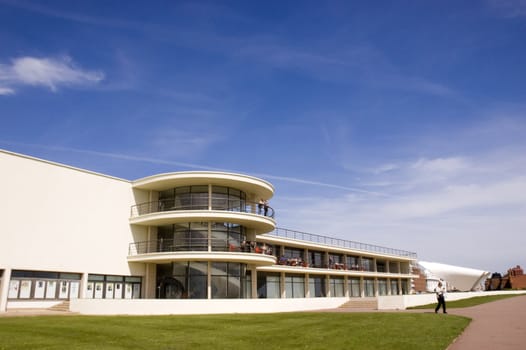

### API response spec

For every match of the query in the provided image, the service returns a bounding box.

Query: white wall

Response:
[0,151,145,277]
[70,297,348,315]
[377,290,526,310]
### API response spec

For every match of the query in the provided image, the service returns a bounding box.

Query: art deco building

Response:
[0,149,417,314]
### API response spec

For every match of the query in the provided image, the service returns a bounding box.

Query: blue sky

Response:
[1,0,526,274]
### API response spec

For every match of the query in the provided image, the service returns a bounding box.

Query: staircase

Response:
[47,300,70,312]
[338,297,378,310]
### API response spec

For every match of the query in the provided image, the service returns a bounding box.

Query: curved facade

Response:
[0,149,418,313]
[129,171,277,300]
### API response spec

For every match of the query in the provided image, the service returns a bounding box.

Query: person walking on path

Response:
[435,281,447,314]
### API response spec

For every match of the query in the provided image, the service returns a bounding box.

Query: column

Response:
[251,266,257,299]
[79,272,89,299]
[0,268,11,312]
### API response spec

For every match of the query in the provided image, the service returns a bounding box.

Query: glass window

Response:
[308,251,324,268]
[211,262,244,299]
[329,277,344,297]
[390,280,399,295]
[364,278,375,297]
[348,278,361,297]
[257,273,281,298]
[389,262,399,273]
[308,276,326,297]
[347,256,360,270]
[378,279,388,296]
[362,258,375,272]
[285,275,305,298]
[377,261,386,273]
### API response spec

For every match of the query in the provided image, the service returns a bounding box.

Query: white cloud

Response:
[0,86,15,95]
[0,56,104,94]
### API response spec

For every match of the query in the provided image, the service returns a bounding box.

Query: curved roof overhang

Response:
[132,171,274,199]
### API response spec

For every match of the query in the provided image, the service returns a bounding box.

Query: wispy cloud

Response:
[0,56,104,94]
[0,140,385,197]
[487,0,526,18]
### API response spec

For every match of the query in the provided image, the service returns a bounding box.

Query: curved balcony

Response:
[127,238,277,266]
[129,198,276,233]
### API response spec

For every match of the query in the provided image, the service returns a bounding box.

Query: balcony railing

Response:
[265,227,418,259]
[130,197,275,218]
[128,238,275,256]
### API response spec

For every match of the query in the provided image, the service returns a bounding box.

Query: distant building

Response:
[415,261,490,292]
[486,265,526,290]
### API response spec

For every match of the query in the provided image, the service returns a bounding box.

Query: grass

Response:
[0,312,469,350]
[408,293,526,310]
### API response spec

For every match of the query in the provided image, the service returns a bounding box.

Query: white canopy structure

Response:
[418,261,491,292]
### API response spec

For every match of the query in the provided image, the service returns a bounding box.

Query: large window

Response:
[211,222,245,252]
[308,276,326,297]
[390,279,399,295]
[364,278,375,297]
[158,223,208,251]
[211,262,246,299]
[347,256,360,270]
[257,273,281,298]
[8,270,83,300]
[157,262,207,299]
[158,185,247,212]
[378,279,388,296]
[308,250,324,268]
[86,274,141,300]
[389,261,399,273]
[329,277,344,297]
[285,274,305,298]
[348,278,361,297]
[362,258,375,272]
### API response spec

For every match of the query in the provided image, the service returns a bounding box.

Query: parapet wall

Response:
[378,290,526,310]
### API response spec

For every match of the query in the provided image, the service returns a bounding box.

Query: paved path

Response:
[446,294,526,350]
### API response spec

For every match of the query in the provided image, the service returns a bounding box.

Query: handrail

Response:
[128,238,275,256]
[130,197,275,218]
[264,227,418,259]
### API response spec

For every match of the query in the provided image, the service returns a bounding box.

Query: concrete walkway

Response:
[446,294,526,350]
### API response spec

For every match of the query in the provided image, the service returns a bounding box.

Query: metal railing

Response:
[128,238,275,256]
[130,197,275,218]
[264,227,418,259]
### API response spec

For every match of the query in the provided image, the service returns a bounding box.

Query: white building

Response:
[0,149,418,314]
[418,261,491,292]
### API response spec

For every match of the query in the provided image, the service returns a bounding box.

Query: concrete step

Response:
[339,298,378,310]
[47,300,70,312]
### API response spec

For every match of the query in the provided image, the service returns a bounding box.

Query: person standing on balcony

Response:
[264,200,269,216]
[258,198,264,214]
[434,280,447,314]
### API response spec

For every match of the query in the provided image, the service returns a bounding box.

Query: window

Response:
[389,262,399,273]
[308,250,324,268]
[378,279,388,296]
[285,274,305,298]
[257,273,281,298]
[211,262,245,299]
[308,276,326,297]
[390,279,399,295]
[364,278,375,297]
[362,258,375,272]
[329,277,344,297]
[348,278,361,297]
[347,256,360,270]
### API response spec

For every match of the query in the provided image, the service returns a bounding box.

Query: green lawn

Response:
[0,312,468,350]
[408,293,526,310]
